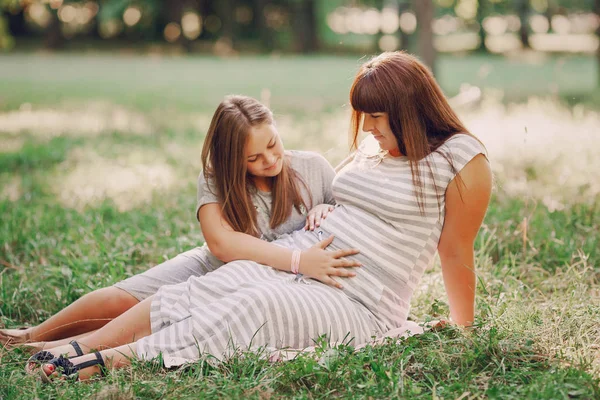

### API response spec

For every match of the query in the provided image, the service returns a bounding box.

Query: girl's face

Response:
[245,122,284,178]
[362,112,401,155]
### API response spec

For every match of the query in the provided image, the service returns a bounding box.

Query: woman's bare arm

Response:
[436,154,492,327]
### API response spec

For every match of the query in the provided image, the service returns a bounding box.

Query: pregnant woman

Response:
[34,51,492,382]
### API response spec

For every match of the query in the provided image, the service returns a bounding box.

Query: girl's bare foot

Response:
[0,328,31,346]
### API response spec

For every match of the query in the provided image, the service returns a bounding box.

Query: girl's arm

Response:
[198,204,362,288]
[436,154,492,327]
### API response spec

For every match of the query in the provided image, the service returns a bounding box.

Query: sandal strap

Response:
[69,340,84,357]
[28,350,55,364]
[70,352,106,376]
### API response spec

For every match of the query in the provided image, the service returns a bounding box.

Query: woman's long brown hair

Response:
[350,51,478,212]
[200,95,309,237]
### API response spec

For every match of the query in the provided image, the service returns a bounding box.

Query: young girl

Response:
[35,52,493,382]
[2,95,359,353]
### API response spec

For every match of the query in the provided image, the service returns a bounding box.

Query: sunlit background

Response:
[1,1,600,389]
[1,0,598,216]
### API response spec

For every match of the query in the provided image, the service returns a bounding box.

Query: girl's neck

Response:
[253,177,272,192]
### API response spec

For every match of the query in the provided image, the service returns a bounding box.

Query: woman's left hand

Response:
[304,204,335,231]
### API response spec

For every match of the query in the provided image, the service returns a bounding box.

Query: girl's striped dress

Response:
[136,134,486,367]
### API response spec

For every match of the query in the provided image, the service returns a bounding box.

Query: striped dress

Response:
[136,134,486,367]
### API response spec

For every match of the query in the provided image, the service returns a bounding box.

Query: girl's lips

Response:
[373,135,384,141]
[265,158,280,170]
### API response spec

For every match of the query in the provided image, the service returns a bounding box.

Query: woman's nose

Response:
[362,116,373,132]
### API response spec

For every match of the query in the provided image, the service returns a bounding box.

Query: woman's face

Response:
[245,122,284,178]
[362,112,400,155]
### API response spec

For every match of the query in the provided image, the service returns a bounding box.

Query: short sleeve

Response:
[442,134,488,182]
[315,155,336,205]
[195,172,220,221]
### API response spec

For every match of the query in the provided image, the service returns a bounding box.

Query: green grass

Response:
[1,54,599,399]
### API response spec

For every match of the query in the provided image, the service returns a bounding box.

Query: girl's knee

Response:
[90,287,140,314]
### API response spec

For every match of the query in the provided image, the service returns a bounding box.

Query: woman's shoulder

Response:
[440,133,486,156]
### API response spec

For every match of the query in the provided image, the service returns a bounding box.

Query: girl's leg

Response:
[1,287,139,343]
[41,295,153,358]
[41,343,138,381]
[25,330,99,353]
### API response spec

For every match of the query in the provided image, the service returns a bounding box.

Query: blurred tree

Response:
[594,0,600,87]
[516,0,530,48]
[414,0,436,73]
[476,0,489,52]
[254,0,274,51]
[290,0,318,53]
[215,0,236,50]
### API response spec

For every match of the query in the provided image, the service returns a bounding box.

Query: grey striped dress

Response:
[136,134,486,367]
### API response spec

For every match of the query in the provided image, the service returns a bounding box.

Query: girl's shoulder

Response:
[286,150,333,170]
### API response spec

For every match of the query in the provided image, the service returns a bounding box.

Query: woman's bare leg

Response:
[41,343,138,381]
[41,296,153,358]
[1,287,140,344]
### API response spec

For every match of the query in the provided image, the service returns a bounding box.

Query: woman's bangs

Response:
[350,74,386,114]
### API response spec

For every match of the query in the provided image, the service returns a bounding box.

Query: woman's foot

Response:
[40,352,106,382]
[0,327,31,346]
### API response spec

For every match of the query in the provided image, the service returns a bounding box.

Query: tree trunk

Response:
[596,0,600,86]
[255,0,274,51]
[413,0,436,74]
[476,0,488,52]
[44,11,63,50]
[517,0,530,48]
[215,0,235,50]
[397,0,412,52]
[291,0,318,53]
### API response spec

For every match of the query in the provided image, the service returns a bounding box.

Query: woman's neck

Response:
[389,147,403,157]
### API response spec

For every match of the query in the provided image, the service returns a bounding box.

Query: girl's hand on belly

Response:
[298,235,361,289]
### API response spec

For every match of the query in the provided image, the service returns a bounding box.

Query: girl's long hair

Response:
[201,95,309,237]
[350,51,478,212]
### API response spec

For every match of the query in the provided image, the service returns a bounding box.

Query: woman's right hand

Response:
[298,235,361,289]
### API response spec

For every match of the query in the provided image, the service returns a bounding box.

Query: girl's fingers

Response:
[315,235,335,249]
[333,248,360,258]
[328,268,356,277]
[334,259,362,268]
[322,276,343,289]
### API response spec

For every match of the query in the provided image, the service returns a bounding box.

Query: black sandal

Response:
[39,351,106,383]
[25,340,85,375]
